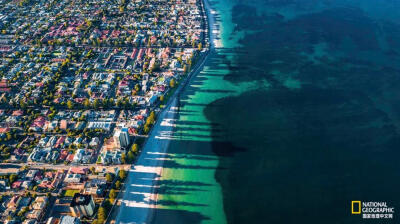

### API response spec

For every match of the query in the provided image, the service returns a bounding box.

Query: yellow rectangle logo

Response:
[352,201,361,214]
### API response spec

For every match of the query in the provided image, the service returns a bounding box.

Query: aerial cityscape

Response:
[1,0,400,223]
[0,0,208,223]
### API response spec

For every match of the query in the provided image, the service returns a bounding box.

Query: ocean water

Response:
[152,0,400,223]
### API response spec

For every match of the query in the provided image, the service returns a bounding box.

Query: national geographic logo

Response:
[352,201,395,219]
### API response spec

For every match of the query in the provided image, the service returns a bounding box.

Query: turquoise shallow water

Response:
[151,0,248,223]
[153,0,400,223]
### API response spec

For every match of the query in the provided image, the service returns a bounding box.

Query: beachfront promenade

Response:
[115,97,178,223]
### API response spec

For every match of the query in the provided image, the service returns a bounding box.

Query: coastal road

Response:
[20,163,130,171]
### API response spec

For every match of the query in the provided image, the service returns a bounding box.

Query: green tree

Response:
[146,111,155,126]
[131,143,139,154]
[67,100,74,109]
[134,84,140,92]
[127,151,135,163]
[115,180,121,189]
[83,99,90,108]
[169,78,175,88]
[105,173,113,182]
[121,153,126,164]
[9,174,17,183]
[93,99,100,109]
[97,206,106,223]
[109,189,116,199]
[143,125,150,134]
[19,100,27,109]
[119,170,127,180]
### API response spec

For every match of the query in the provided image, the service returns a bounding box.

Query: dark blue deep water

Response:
[203,0,400,223]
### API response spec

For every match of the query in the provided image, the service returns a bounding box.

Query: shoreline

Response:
[113,0,216,223]
[147,0,217,221]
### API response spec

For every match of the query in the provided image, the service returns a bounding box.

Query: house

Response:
[26,169,39,180]
[72,149,85,164]
[60,120,68,130]
[32,116,46,127]
[21,180,32,189]
[60,150,69,160]
[64,174,82,183]
[0,127,10,136]
[66,154,75,162]
[55,136,66,148]
[12,110,23,116]
[31,196,48,210]
[84,179,106,196]
[89,137,100,147]
[26,210,42,220]
[39,171,64,189]
[69,167,88,175]
[7,195,20,209]
[12,181,22,189]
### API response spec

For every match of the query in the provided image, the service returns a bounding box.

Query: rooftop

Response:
[70,193,92,207]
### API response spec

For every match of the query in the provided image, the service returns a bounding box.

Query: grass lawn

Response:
[63,189,81,197]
